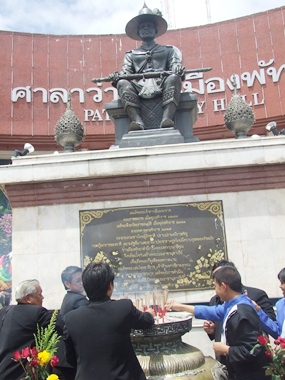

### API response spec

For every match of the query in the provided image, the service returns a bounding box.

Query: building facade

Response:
[1,6,285,159]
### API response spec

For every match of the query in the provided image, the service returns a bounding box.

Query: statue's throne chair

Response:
[105,92,199,147]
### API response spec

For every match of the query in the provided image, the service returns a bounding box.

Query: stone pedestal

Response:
[105,92,199,147]
[1,136,285,337]
[118,128,184,148]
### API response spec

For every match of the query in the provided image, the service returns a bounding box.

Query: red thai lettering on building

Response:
[1,6,285,156]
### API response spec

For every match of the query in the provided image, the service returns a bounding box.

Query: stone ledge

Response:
[0,136,284,186]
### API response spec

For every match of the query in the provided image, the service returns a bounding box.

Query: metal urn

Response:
[55,92,84,152]
[224,75,255,139]
[132,313,223,380]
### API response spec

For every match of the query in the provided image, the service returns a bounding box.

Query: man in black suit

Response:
[54,266,89,380]
[60,266,89,316]
[63,262,155,380]
[204,260,276,364]
[0,279,63,380]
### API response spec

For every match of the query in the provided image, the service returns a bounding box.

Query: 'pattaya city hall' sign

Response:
[11,58,284,122]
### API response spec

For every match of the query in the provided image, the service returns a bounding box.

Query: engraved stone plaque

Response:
[80,201,227,293]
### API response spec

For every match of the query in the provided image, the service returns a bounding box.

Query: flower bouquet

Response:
[251,335,285,379]
[13,310,61,380]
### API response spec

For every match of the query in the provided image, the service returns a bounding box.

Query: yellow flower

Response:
[37,350,51,366]
[46,375,59,380]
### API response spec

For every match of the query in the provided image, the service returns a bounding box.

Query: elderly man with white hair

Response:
[0,279,63,380]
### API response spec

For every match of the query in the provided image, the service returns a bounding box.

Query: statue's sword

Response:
[91,67,212,83]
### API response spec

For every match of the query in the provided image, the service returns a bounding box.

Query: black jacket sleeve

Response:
[37,308,64,334]
[63,323,77,367]
[129,304,154,330]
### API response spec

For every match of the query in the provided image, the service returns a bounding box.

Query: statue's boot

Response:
[126,106,145,131]
[160,102,177,129]
[129,121,145,131]
[160,118,175,128]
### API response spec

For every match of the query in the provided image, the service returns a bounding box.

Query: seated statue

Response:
[110,4,185,131]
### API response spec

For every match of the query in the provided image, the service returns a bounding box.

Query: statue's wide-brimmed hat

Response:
[125,3,168,41]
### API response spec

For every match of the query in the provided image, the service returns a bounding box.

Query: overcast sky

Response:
[0,0,284,35]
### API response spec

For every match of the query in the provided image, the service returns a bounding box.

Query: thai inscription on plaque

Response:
[80,201,227,293]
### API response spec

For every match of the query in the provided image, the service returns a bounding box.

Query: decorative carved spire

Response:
[54,91,84,152]
[224,74,255,139]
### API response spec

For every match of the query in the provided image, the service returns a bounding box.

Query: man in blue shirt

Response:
[166,266,270,380]
[204,259,275,364]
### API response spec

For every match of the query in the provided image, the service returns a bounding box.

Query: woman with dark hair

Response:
[255,267,285,338]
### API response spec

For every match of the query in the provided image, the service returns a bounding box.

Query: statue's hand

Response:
[174,64,185,77]
[144,68,156,73]
[109,71,120,82]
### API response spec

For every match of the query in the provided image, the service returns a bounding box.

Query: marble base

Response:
[1,136,285,312]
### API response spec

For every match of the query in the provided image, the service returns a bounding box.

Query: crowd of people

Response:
[0,259,284,380]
